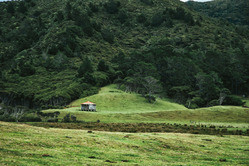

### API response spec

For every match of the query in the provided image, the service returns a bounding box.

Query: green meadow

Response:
[43,85,249,129]
[1,121,249,166]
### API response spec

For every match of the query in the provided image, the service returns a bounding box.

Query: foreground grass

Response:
[0,121,249,165]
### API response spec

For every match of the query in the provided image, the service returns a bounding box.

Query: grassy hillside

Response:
[41,85,249,127]
[70,84,186,113]
[44,105,249,126]
[1,121,249,165]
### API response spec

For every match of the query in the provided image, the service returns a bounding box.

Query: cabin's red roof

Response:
[81,101,95,105]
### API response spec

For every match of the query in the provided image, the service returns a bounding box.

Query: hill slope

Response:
[0,0,249,111]
[70,84,186,113]
[41,85,249,125]
[186,0,249,26]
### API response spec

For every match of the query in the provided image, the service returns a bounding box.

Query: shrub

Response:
[19,115,42,122]
[63,113,71,123]
[71,115,77,122]
[223,95,244,106]
[47,118,58,122]
[207,99,219,107]
[191,97,205,107]
[144,95,156,103]
[0,115,16,122]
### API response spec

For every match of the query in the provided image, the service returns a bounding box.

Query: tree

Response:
[195,72,222,104]
[101,28,114,44]
[65,1,72,20]
[218,88,230,105]
[7,2,15,14]
[142,76,162,103]
[17,1,27,14]
[77,57,94,79]
[151,12,164,27]
[104,0,120,14]
[97,59,109,72]
[118,9,128,24]
[55,11,64,22]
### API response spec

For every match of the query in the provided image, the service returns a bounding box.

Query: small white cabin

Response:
[81,101,96,112]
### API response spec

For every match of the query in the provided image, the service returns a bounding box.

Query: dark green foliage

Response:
[118,9,128,24]
[97,60,109,72]
[19,114,42,122]
[0,0,249,110]
[104,0,120,14]
[187,0,249,27]
[169,86,191,104]
[17,1,27,14]
[101,28,114,43]
[189,97,205,109]
[89,2,99,13]
[151,12,164,27]
[136,13,147,23]
[63,113,71,123]
[223,95,244,106]
[54,11,64,22]
[19,63,36,77]
[144,95,156,103]
[7,2,15,14]
[62,113,77,122]
[77,57,94,78]
[65,1,72,20]
[140,0,153,5]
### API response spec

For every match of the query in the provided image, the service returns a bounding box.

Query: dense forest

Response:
[0,0,249,111]
[186,0,249,27]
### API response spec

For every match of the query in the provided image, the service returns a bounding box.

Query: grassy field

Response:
[69,84,186,113]
[42,85,249,129]
[1,121,249,166]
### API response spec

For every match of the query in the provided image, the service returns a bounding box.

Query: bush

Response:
[223,95,244,106]
[0,115,16,122]
[144,95,156,103]
[63,113,71,123]
[62,114,77,123]
[191,97,205,107]
[207,99,219,107]
[47,118,58,122]
[19,115,42,122]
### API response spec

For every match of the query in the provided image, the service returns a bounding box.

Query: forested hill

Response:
[186,0,249,27]
[0,0,249,110]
